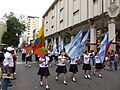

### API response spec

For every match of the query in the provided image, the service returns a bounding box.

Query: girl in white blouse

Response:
[55,50,68,85]
[83,51,91,79]
[69,56,79,82]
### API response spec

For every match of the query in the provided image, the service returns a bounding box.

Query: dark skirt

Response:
[56,66,67,73]
[95,63,103,69]
[26,56,30,61]
[37,67,50,76]
[83,64,91,70]
[69,64,78,73]
[54,56,58,61]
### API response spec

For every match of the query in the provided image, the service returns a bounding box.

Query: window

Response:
[52,6,54,10]
[60,19,63,23]
[60,7,64,12]
[93,0,98,4]
[46,21,48,24]
[51,16,54,19]
[73,9,79,16]
[46,29,48,32]
[51,25,54,28]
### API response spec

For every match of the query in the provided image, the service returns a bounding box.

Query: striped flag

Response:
[68,29,90,59]
[52,37,57,54]
[59,38,64,53]
[76,29,90,58]
[33,20,45,58]
[98,33,108,63]
[68,29,83,54]
[105,32,118,56]
[98,32,108,48]
[65,42,72,53]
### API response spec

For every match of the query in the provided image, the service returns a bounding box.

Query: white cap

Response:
[12,47,14,50]
[7,47,13,51]
[48,50,50,54]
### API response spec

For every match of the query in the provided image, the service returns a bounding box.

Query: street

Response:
[8,53,120,90]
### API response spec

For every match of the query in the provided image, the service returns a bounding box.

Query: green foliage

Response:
[2,32,19,47]
[2,12,26,47]
[64,32,74,44]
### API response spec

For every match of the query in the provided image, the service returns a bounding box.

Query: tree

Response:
[2,12,26,47]
[64,32,74,45]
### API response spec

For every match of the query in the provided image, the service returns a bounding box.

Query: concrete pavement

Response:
[8,53,120,90]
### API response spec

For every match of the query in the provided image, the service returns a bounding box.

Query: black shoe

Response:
[84,75,88,79]
[63,81,67,85]
[87,75,92,79]
[46,86,50,90]
[98,74,102,78]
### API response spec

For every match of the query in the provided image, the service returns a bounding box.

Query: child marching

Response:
[37,50,51,90]
[69,55,79,82]
[55,50,68,85]
[83,51,92,79]
[93,53,103,78]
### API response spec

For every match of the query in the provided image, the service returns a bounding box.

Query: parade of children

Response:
[0,45,119,90]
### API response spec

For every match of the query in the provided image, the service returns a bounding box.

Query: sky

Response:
[0,0,55,25]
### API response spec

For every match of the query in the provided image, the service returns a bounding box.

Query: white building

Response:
[27,16,39,43]
[43,0,120,52]
[0,21,7,44]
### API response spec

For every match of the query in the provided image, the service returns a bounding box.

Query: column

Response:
[90,25,97,52]
[45,39,48,49]
[108,18,116,51]
[58,35,61,46]
[71,36,74,41]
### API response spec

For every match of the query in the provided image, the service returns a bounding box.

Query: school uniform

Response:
[56,55,67,73]
[95,56,103,69]
[26,54,30,61]
[69,57,78,73]
[37,56,50,76]
[54,51,58,61]
[83,54,91,70]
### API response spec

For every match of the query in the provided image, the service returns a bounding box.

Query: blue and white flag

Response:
[76,29,91,57]
[98,33,108,63]
[59,39,64,53]
[52,37,57,54]
[65,42,72,53]
[98,32,108,48]
[68,29,83,53]
[68,29,90,59]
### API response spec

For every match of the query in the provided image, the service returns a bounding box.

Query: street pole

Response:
[101,0,104,36]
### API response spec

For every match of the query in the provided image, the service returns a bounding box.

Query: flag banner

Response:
[25,44,32,54]
[52,37,57,54]
[68,29,90,59]
[33,20,45,58]
[68,29,83,54]
[105,32,118,56]
[65,42,72,53]
[59,38,64,53]
[98,32,108,48]
[98,33,108,63]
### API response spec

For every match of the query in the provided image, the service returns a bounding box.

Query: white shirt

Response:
[70,56,78,65]
[95,55,101,63]
[3,52,14,67]
[84,54,90,64]
[39,56,50,68]
[22,49,26,54]
[58,55,66,66]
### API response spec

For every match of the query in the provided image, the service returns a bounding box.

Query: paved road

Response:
[8,53,120,90]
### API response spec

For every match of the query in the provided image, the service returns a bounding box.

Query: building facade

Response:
[43,0,120,53]
[27,16,39,43]
[0,22,7,44]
